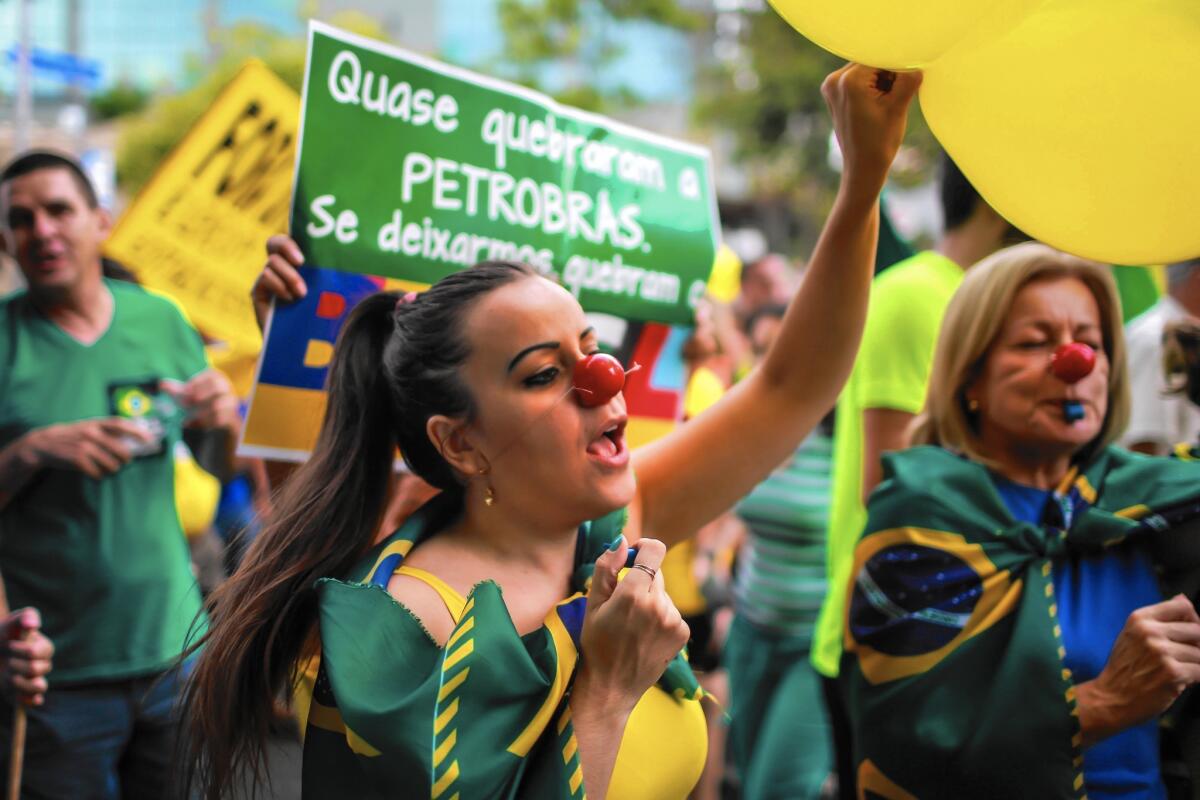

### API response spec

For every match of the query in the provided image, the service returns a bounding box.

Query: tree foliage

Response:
[697,12,841,190]
[695,9,938,248]
[491,2,938,250]
[90,82,151,121]
[114,11,386,196]
[493,0,702,112]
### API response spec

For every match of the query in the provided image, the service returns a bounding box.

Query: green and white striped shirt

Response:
[733,432,834,640]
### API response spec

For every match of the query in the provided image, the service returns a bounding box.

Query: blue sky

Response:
[0,0,296,93]
[0,0,690,101]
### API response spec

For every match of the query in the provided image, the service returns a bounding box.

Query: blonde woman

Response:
[842,243,1200,798]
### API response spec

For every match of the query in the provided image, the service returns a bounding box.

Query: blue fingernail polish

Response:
[624,548,637,568]
[593,536,623,561]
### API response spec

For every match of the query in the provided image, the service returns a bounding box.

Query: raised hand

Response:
[822,64,923,197]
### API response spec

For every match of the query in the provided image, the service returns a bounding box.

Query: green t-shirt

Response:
[0,279,209,684]
[810,251,963,677]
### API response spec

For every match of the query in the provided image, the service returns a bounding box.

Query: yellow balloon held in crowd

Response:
[766,0,1044,69]
[921,0,1200,265]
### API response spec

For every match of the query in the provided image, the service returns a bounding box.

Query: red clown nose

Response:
[1051,342,1096,384]
[573,353,628,408]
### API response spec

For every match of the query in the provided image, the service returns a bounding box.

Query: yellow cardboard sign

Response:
[105,60,299,355]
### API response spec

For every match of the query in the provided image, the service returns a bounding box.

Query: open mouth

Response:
[586,419,628,465]
[32,251,66,269]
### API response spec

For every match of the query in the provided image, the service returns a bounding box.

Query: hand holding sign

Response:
[251,234,308,331]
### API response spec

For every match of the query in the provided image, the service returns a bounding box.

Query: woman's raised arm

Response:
[632,65,922,547]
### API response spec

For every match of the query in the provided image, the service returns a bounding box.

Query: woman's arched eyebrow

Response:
[506,327,596,374]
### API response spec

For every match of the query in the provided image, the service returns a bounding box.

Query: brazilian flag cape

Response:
[842,445,1200,800]
[298,491,703,799]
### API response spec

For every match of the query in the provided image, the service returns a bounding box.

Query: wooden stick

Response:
[6,703,24,800]
[5,617,32,800]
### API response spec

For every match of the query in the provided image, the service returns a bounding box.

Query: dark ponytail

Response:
[183,261,534,799]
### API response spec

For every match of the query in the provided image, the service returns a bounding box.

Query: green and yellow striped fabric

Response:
[300,492,702,798]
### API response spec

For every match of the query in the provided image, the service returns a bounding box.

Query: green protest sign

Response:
[292,22,718,325]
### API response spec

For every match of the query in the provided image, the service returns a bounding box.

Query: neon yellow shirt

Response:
[811,251,964,677]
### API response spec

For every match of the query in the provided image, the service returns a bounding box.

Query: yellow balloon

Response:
[921,0,1200,265]
[767,0,1044,70]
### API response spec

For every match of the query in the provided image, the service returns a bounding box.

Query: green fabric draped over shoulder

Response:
[841,445,1200,800]
[300,491,702,799]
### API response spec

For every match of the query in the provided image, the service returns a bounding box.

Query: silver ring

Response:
[630,563,657,581]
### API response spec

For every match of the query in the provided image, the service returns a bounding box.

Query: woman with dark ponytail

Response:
[185,65,922,799]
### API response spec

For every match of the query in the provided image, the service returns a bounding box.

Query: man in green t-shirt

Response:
[0,151,239,797]
[812,155,1018,798]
